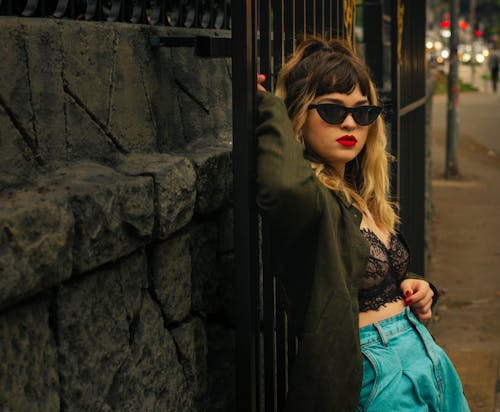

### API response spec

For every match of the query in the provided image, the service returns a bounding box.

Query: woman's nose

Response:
[341,113,357,129]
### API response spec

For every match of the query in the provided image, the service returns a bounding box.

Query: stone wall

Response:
[0,17,235,411]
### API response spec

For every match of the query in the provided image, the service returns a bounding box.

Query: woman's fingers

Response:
[257,73,267,91]
[402,279,435,319]
[415,308,433,320]
[407,289,433,306]
[402,279,433,304]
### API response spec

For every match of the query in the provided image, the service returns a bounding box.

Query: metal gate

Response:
[232,1,428,411]
[362,0,427,275]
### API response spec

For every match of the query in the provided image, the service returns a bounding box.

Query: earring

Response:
[296,132,306,148]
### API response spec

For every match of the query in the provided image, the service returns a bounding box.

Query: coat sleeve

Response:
[256,91,322,243]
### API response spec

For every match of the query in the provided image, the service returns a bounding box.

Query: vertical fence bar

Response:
[305,0,314,36]
[295,0,305,43]
[275,285,287,411]
[39,0,47,16]
[272,0,284,85]
[150,0,166,25]
[315,0,323,37]
[259,1,277,408]
[263,236,276,412]
[259,1,279,411]
[363,0,384,88]
[390,0,401,202]
[264,264,277,412]
[259,0,272,90]
[312,0,316,34]
[68,0,77,19]
[284,1,294,56]
[340,0,346,39]
[320,0,325,36]
[325,0,332,39]
[233,1,259,412]
[398,0,427,275]
[21,0,40,17]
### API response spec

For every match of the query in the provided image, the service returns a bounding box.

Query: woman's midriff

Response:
[358,300,406,328]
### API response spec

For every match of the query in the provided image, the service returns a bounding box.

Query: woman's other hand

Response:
[401,278,434,320]
[257,73,267,91]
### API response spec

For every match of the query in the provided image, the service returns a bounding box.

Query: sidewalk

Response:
[427,91,500,411]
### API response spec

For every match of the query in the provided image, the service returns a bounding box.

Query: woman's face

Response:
[303,84,370,176]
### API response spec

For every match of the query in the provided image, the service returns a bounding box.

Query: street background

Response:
[427,63,500,412]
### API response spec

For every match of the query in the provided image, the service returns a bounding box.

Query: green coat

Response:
[256,91,427,411]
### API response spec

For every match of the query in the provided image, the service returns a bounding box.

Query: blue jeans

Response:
[357,307,470,412]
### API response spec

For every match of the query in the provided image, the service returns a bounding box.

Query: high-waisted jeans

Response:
[357,307,470,412]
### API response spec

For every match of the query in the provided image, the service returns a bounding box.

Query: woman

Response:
[256,37,469,411]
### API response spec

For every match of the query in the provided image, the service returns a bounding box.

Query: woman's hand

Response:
[400,278,434,320]
[257,73,267,91]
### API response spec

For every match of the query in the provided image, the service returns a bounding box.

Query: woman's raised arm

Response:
[256,91,322,243]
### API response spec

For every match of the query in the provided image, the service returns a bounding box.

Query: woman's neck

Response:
[328,162,345,178]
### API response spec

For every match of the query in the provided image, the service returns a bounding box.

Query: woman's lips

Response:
[336,135,357,147]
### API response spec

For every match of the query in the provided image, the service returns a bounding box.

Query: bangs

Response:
[314,56,372,101]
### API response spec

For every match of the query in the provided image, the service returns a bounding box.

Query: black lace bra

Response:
[358,228,410,312]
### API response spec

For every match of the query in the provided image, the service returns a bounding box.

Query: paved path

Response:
[428,90,500,411]
[432,91,500,155]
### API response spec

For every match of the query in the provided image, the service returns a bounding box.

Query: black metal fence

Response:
[233,2,357,412]
[232,1,428,411]
[257,1,352,92]
[0,0,231,28]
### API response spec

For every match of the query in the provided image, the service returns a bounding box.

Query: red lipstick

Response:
[336,135,357,147]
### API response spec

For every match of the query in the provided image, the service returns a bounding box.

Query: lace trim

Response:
[358,228,409,312]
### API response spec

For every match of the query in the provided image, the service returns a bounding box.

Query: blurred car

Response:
[426,37,449,64]
[458,42,489,64]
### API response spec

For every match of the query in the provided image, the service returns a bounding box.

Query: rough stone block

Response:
[151,234,192,323]
[19,19,67,163]
[171,317,208,406]
[190,222,218,314]
[0,21,233,173]
[56,249,148,411]
[43,161,155,274]
[0,69,40,190]
[0,297,59,412]
[63,92,124,164]
[60,22,115,129]
[171,47,232,144]
[183,140,232,216]
[148,46,183,151]
[103,295,194,412]
[0,19,44,167]
[116,153,196,239]
[171,47,214,144]
[206,57,232,142]
[0,189,73,309]
[108,25,157,153]
[0,107,38,189]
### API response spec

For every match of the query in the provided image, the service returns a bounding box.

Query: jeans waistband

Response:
[359,307,416,347]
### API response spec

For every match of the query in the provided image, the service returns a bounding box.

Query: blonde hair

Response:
[275,37,399,233]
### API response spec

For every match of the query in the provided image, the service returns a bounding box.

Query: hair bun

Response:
[300,39,331,58]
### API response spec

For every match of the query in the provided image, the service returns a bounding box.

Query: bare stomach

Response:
[358,300,406,328]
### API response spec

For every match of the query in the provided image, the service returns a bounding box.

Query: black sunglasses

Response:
[307,103,382,126]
